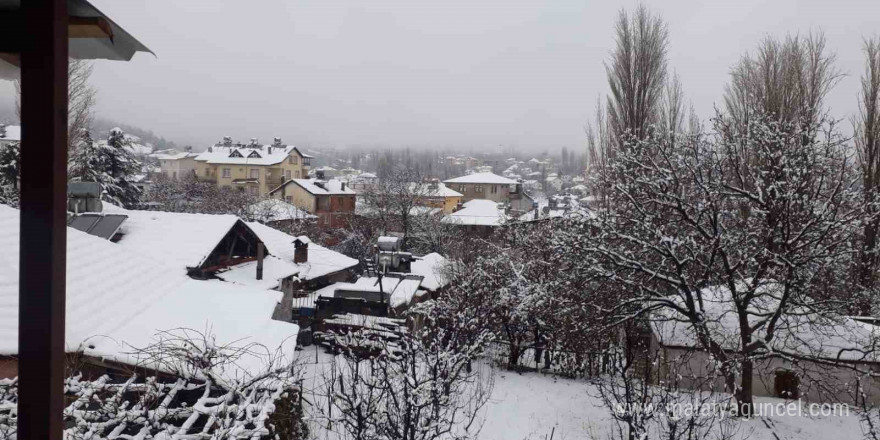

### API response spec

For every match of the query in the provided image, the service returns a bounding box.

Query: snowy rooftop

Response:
[194,144,306,166]
[151,150,198,160]
[652,282,880,363]
[215,256,300,290]
[247,199,316,222]
[104,204,243,271]
[444,172,518,185]
[285,178,356,196]
[0,204,296,377]
[443,199,507,226]
[409,253,449,291]
[246,221,358,281]
[411,182,463,198]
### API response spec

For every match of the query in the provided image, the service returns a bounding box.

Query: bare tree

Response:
[320,312,493,440]
[855,35,880,313]
[16,59,96,152]
[359,166,431,244]
[576,112,867,416]
[606,5,669,146]
[724,32,841,131]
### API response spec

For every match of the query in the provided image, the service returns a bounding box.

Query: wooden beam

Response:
[69,17,113,39]
[18,1,68,440]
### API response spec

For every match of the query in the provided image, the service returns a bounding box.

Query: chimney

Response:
[341,182,346,191]
[256,242,265,280]
[294,238,309,263]
[268,147,273,154]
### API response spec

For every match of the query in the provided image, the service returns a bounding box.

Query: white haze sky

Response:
[3,0,880,151]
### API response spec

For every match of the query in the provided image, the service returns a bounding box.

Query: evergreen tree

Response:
[0,142,20,207]
[69,128,142,208]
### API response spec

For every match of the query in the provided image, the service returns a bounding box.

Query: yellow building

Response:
[189,137,311,196]
[413,182,463,214]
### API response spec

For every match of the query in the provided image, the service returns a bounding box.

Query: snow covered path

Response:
[297,348,865,440]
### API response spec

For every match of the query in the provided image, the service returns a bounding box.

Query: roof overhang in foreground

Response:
[0,0,154,80]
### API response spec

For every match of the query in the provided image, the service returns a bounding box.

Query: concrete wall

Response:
[159,157,197,180]
[658,345,880,406]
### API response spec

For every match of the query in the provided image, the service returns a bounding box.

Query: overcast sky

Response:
[3,0,880,151]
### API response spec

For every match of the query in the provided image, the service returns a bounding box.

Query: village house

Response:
[153,148,199,180]
[413,180,463,214]
[269,178,357,229]
[443,171,534,213]
[0,203,298,381]
[194,137,312,196]
[155,136,312,196]
[442,198,508,235]
[637,283,880,406]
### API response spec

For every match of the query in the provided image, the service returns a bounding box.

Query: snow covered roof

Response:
[215,256,300,290]
[103,204,244,271]
[193,144,304,166]
[444,172,518,185]
[409,253,449,291]
[0,125,20,142]
[246,221,358,281]
[651,282,880,363]
[412,182,463,198]
[88,280,297,376]
[0,204,182,357]
[0,204,297,377]
[282,178,356,196]
[247,199,316,222]
[151,150,198,160]
[443,199,507,226]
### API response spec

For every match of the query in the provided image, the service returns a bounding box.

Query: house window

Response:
[285,170,291,180]
[491,185,497,194]
[250,169,259,179]
[172,171,177,180]
[475,185,483,193]
[222,168,231,178]
[774,370,799,399]
[289,155,298,165]
[295,170,300,178]
[303,157,311,166]
[286,196,292,203]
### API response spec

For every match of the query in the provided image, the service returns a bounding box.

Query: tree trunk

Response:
[735,359,755,417]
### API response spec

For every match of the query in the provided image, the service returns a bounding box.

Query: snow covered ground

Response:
[298,348,865,440]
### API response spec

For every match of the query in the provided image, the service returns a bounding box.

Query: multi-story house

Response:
[269,178,356,229]
[152,137,312,197]
[443,171,534,213]
[154,150,199,180]
[194,137,311,196]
